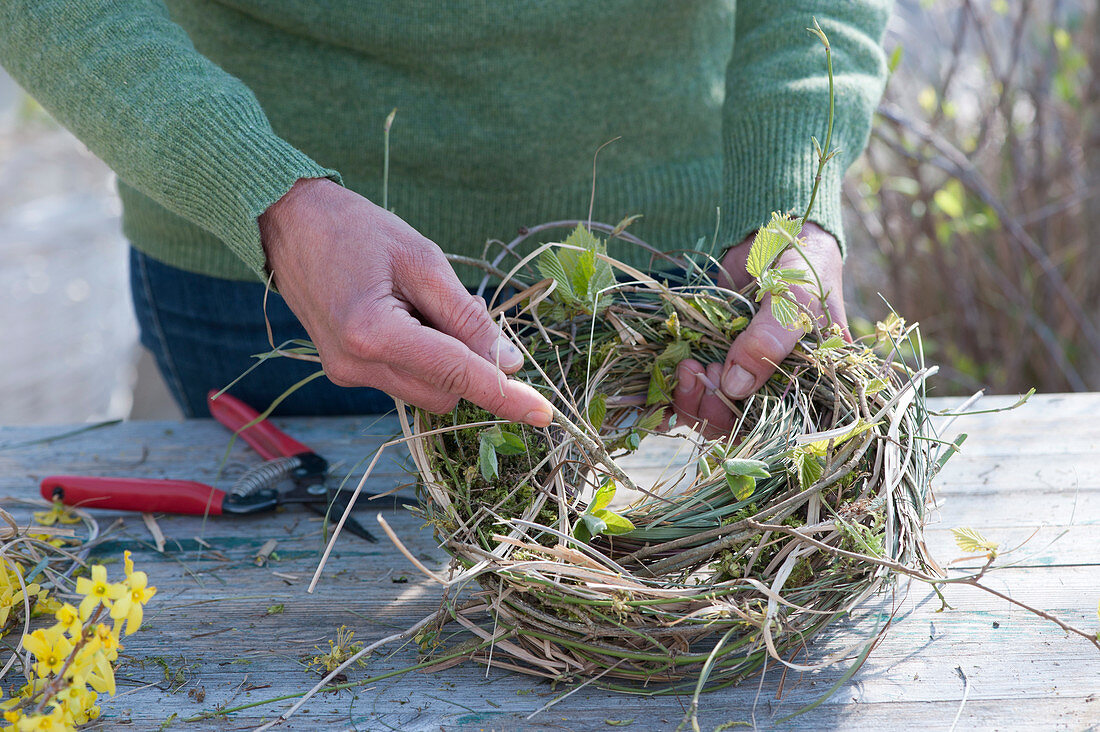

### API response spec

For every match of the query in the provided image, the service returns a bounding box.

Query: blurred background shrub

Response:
[846,0,1099,395]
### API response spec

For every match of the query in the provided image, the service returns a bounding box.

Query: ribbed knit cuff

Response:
[721,104,846,257]
[156,94,342,281]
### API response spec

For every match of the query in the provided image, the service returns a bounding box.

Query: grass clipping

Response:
[397,219,940,693]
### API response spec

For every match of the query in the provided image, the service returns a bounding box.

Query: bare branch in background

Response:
[846,1,1099,394]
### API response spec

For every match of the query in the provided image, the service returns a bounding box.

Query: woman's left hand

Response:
[671,222,850,437]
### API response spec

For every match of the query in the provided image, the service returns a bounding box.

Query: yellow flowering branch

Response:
[3,551,156,730]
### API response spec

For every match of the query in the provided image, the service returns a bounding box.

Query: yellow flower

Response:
[31,500,80,527]
[12,583,42,609]
[52,604,82,639]
[109,571,156,635]
[80,651,116,696]
[32,594,62,617]
[74,566,123,620]
[52,685,99,725]
[14,707,68,732]
[0,572,25,628]
[25,534,64,549]
[21,627,73,679]
[89,624,119,662]
[65,647,95,688]
[31,509,58,527]
[14,680,48,701]
[122,550,134,578]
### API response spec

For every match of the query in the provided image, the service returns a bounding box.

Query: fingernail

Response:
[674,363,697,394]
[721,365,755,398]
[524,405,553,428]
[493,336,523,370]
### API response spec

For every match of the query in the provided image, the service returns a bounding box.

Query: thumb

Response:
[720,293,802,400]
[396,244,524,373]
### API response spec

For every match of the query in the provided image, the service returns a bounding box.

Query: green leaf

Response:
[756,270,789,300]
[588,254,616,301]
[770,295,800,327]
[656,339,692,368]
[664,312,681,339]
[537,250,576,303]
[952,527,998,555]
[864,378,887,395]
[697,456,713,479]
[495,431,526,455]
[725,473,756,502]
[835,420,878,447]
[816,335,845,351]
[482,426,525,454]
[635,408,665,434]
[479,436,499,482]
[728,316,749,334]
[591,480,617,512]
[934,184,965,219]
[592,509,635,535]
[746,229,784,280]
[888,45,904,74]
[482,425,504,446]
[580,512,607,539]
[562,221,601,251]
[692,294,731,328]
[610,214,643,238]
[646,365,671,406]
[793,449,824,490]
[722,458,771,479]
[776,267,812,285]
[626,432,641,451]
[746,212,801,278]
[573,517,593,544]
[557,224,615,308]
[568,247,596,302]
[587,393,607,430]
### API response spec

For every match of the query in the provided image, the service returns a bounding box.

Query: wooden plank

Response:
[0,395,1096,730]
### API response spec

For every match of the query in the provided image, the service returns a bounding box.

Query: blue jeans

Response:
[130,248,397,418]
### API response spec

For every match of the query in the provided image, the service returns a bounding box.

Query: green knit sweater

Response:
[0,1,890,286]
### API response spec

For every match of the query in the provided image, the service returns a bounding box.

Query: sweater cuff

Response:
[157,94,342,281]
[721,103,845,257]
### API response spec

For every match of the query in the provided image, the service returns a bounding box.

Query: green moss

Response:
[709,550,744,581]
[423,403,559,550]
[785,557,814,587]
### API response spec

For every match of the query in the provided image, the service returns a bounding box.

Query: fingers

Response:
[716,221,850,401]
[672,359,706,429]
[394,243,524,373]
[720,292,804,400]
[336,308,552,427]
[672,360,737,438]
[333,364,461,414]
[696,363,737,434]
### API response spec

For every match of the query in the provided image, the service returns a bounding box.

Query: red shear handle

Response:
[207,390,312,460]
[40,476,226,515]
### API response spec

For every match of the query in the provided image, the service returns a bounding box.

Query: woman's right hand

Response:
[259,178,553,427]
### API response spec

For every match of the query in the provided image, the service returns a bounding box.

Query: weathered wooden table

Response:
[0,393,1096,730]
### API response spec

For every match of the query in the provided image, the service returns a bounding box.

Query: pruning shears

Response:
[39,391,414,542]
